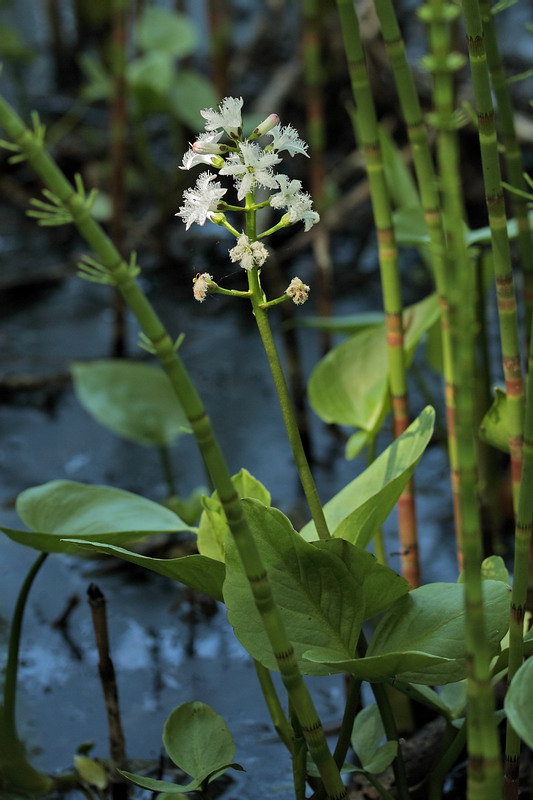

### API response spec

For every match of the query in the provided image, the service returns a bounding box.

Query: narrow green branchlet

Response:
[0,92,347,800]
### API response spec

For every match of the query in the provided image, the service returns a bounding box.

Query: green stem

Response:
[158,445,177,497]
[371,683,411,800]
[462,0,524,513]
[244,195,331,540]
[335,0,419,587]
[504,323,533,797]
[479,0,533,341]
[0,552,53,795]
[428,722,467,800]
[254,660,294,753]
[0,95,347,800]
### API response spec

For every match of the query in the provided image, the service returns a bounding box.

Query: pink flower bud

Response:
[253,114,280,137]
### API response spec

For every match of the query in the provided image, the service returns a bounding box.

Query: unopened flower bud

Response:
[210,212,227,226]
[286,277,310,305]
[192,141,229,155]
[253,113,280,137]
[193,273,214,302]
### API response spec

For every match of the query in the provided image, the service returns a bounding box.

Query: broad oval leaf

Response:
[505,657,533,748]
[479,387,510,454]
[1,480,193,553]
[74,757,108,790]
[224,500,406,676]
[136,7,197,57]
[163,702,240,783]
[169,70,218,130]
[71,360,191,447]
[308,294,439,430]
[197,469,271,563]
[65,541,224,602]
[367,581,511,684]
[351,704,385,768]
[119,770,200,794]
[299,406,435,547]
[303,649,450,682]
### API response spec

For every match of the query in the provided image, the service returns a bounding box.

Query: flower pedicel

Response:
[176,97,319,306]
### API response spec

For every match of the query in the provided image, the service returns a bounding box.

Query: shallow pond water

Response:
[0,233,458,798]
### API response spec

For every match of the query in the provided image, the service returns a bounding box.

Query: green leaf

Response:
[64,541,224,602]
[79,52,113,102]
[378,126,421,211]
[505,657,533,748]
[351,704,385,767]
[169,70,218,130]
[71,360,191,447]
[308,294,439,430]
[367,581,511,684]
[224,501,406,676]
[136,7,197,57]
[439,681,468,719]
[291,312,384,335]
[392,207,430,245]
[363,740,398,774]
[299,406,435,547]
[127,53,175,114]
[303,649,450,681]
[0,480,193,553]
[120,771,201,794]
[197,469,271,563]
[166,488,207,527]
[344,430,372,460]
[479,387,510,453]
[163,702,242,784]
[312,538,409,619]
[481,555,511,585]
[74,756,108,790]
[196,497,227,563]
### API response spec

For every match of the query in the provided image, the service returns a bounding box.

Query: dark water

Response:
[0,217,457,798]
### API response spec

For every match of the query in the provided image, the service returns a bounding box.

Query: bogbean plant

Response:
[1,1,533,798]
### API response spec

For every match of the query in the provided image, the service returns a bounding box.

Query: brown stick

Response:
[87,583,128,800]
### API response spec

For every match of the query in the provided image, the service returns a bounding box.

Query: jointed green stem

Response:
[335,0,420,587]
[0,95,347,800]
[462,0,524,513]
[479,0,533,342]
[504,331,533,798]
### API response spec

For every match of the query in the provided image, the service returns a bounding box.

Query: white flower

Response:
[286,277,310,305]
[193,273,213,302]
[179,132,225,170]
[201,96,243,138]
[270,175,304,209]
[176,172,227,230]
[220,142,281,200]
[270,175,320,231]
[229,234,269,271]
[267,123,309,157]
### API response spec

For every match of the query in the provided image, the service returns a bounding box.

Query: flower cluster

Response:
[177,97,317,305]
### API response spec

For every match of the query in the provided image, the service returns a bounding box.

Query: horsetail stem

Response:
[479,0,533,344]
[461,0,524,512]
[377,0,463,560]
[335,0,420,588]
